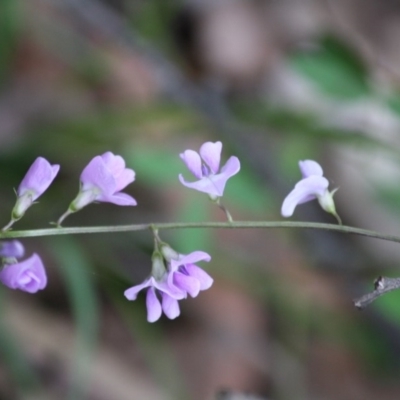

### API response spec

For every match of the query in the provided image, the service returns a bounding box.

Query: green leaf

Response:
[290,36,369,99]
[50,237,99,400]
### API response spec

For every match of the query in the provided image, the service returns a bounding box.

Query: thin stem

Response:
[333,212,342,226]
[354,277,400,309]
[217,200,233,223]
[0,221,400,245]
[2,219,15,232]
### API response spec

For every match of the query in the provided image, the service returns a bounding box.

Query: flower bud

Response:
[151,251,167,281]
[160,244,179,262]
[0,241,24,259]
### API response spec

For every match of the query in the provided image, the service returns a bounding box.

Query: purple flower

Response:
[11,157,60,222]
[57,152,136,225]
[281,160,340,221]
[179,141,240,198]
[0,241,24,259]
[124,274,185,323]
[124,248,213,323]
[169,251,213,298]
[76,152,137,208]
[0,253,47,293]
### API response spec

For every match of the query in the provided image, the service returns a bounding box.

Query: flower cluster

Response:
[2,152,136,293]
[0,140,341,323]
[124,244,213,322]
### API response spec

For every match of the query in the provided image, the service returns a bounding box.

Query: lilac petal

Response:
[173,272,201,297]
[178,175,221,197]
[146,287,162,322]
[199,141,222,174]
[99,192,137,206]
[124,277,151,300]
[80,156,116,195]
[101,152,124,174]
[18,157,60,200]
[206,155,241,196]
[100,152,135,192]
[0,253,47,293]
[180,150,203,179]
[299,160,323,179]
[281,176,329,217]
[153,275,186,300]
[0,240,25,258]
[184,264,213,290]
[170,251,211,271]
[161,293,180,319]
[113,169,135,192]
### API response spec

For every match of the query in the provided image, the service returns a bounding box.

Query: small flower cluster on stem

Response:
[124,229,213,322]
[1,152,136,294]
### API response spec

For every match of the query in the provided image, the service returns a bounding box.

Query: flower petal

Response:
[281,176,329,217]
[114,168,135,192]
[153,276,186,299]
[18,157,60,200]
[124,277,151,300]
[80,156,116,195]
[161,293,180,319]
[146,287,162,322]
[206,155,240,196]
[199,141,222,174]
[180,150,203,179]
[184,264,213,291]
[173,272,201,297]
[299,160,323,178]
[178,175,221,197]
[170,251,211,271]
[99,192,137,206]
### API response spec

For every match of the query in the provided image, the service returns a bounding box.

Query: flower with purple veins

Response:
[0,253,47,293]
[168,251,213,298]
[281,160,341,223]
[179,141,240,198]
[5,157,60,229]
[58,152,136,225]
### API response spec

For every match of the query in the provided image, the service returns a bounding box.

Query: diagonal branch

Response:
[354,276,400,309]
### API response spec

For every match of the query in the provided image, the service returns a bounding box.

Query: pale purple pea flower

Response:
[58,152,136,225]
[124,274,185,323]
[0,253,47,293]
[169,251,213,298]
[179,141,240,198]
[124,248,213,323]
[5,157,60,230]
[281,160,341,223]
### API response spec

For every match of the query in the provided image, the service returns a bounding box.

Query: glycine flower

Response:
[168,251,213,298]
[8,157,59,226]
[281,160,340,222]
[58,152,136,225]
[124,247,213,323]
[0,253,47,293]
[179,141,240,199]
[124,253,185,323]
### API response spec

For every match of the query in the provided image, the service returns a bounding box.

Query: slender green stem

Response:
[1,221,400,245]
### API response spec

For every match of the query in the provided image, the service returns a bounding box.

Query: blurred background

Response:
[2,0,400,399]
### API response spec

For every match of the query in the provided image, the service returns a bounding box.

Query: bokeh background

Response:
[2,0,400,399]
